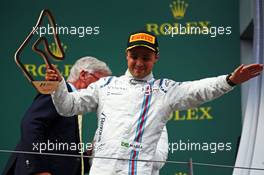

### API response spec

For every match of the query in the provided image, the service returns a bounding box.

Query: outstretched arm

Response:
[164,64,263,112]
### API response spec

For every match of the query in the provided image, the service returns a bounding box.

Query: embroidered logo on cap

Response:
[129,33,155,44]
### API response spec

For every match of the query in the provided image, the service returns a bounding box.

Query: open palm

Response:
[229,64,263,84]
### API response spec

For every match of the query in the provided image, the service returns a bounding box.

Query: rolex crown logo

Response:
[175,172,187,175]
[170,0,188,19]
[49,42,67,58]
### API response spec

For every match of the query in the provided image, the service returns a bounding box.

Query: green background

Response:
[0,0,241,174]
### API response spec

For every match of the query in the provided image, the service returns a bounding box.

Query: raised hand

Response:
[45,64,62,82]
[229,64,263,84]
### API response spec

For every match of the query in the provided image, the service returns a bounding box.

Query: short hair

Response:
[67,56,112,82]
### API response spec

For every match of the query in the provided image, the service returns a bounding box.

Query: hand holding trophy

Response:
[15,9,65,94]
[45,64,62,82]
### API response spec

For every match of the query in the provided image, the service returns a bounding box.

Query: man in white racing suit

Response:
[46,31,263,175]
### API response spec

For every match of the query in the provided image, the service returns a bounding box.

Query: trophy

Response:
[14,9,65,94]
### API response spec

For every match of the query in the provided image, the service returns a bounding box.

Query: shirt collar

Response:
[68,82,77,92]
[125,69,154,83]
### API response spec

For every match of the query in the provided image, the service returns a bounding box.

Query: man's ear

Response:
[155,54,159,63]
[126,51,129,60]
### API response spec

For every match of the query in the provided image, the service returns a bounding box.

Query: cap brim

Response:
[126,44,156,53]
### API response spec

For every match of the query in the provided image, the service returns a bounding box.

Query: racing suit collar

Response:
[125,69,154,84]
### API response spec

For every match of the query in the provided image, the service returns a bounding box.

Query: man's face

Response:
[80,71,109,89]
[126,47,158,79]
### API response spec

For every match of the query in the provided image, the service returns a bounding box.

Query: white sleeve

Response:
[51,78,100,116]
[163,75,233,112]
[152,127,169,171]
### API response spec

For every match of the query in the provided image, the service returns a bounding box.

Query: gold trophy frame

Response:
[14,9,65,94]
